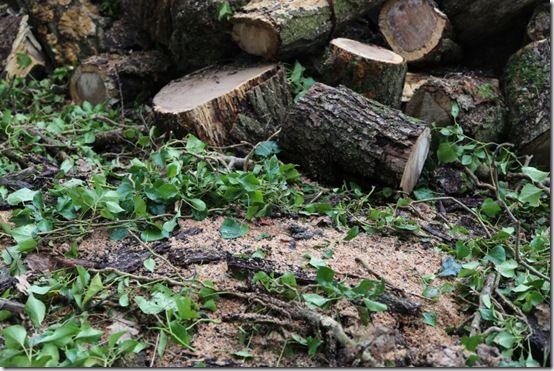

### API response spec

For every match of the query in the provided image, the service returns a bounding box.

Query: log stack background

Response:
[0,0,550,190]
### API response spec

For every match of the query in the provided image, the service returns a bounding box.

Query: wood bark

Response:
[153,64,292,146]
[69,51,170,106]
[231,0,384,60]
[378,0,461,64]
[281,83,431,193]
[321,38,407,108]
[527,2,550,42]
[401,72,430,104]
[122,0,249,72]
[405,74,508,143]
[503,39,550,169]
[438,0,540,44]
[0,10,45,78]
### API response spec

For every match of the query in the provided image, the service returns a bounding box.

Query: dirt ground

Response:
[68,213,466,367]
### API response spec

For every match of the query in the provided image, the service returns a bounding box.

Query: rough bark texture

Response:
[231,0,383,60]
[20,0,106,65]
[527,2,550,42]
[153,64,292,146]
[438,0,540,44]
[405,74,508,143]
[401,72,430,104]
[122,0,248,72]
[503,39,550,169]
[69,51,170,106]
[0,11,45,79]
[321,38,407,108]
[281,83,431,193]
[378,0,461,64]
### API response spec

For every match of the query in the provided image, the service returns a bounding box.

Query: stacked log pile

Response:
[2,0,550,186]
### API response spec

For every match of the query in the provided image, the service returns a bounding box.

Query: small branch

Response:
[469,272,497,337]
[0,298,25,314]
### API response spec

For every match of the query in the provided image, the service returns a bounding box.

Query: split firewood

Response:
[0,10,45,79]
[378,0,461,64]
[321,38,407,108]
[231,0,383,60]
[401,73,431,104]
[405,74,507,143]
[439,0,540,44]
[527,3,550,42]
[69,51,170,106]
[153,64,291,146]
[281,83,431,194]
[503,39,550,169]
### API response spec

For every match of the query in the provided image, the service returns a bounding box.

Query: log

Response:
[527,3,550,42]
[69,51,170,106]
[503,39,550,169]
[122,0,249,72]
[405,75,507,143]
[378,0,461,64]
[401,72,430,104]
[438,0,540,44]
[0,11,45,79]
[320,38,407,108]
[281,83,431,193]
[231,0,383,60]
[20,0,105,65]
[153,64,292,146]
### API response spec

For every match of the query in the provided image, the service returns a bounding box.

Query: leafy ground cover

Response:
[0,67,549,367]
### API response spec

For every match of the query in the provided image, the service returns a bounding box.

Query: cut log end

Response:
[154,63,291,146]
[400,127,431,194]
[331,38,404,64]
[378,0,451,62]
[231,21,280,59]
[322,38,407,107]
[70,66,110,106]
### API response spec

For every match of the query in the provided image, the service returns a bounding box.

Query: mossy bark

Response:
[527,2,550,42]
[405,75,508,143]
[281,83,431,193]
[153,64,292,146]
[321,38,407,108]
[503,39,550,169]
[231,0,383,59]
[69,51,170,106]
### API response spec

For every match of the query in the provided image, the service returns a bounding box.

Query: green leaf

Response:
[119,293,129,307]
[187,198,206,212]
[232,350,254,359]
[493,331,516,349]
[461,335,483,352]
[518,184,543,207]
[522,166,549,183]
[302,293,330,308]
[135,296,165,314]
[485,245,506,266]
[105,201,125,214]
[344,226,360,241]
[437,142,458,164]
[316,266,334,285]
[7,188,38,205]
[16,53,32,68]
[254,141,280,157]
[422,312,437,327]
[186,135,206,153]
[157,331,168,358]
[413,187,434,200]
[25,294,46,327]
[306,336,321,356]
[450,102,460,119]
[496,259,518,278]
[363,299,388,312]
[219,218,249,240]
[480,198,501,218]
[143,258,156,272]
[83,273,103,306]
[3,325,27,349]
[422,285,440,299]
[176,296,199,320]
[439,256,461,277]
